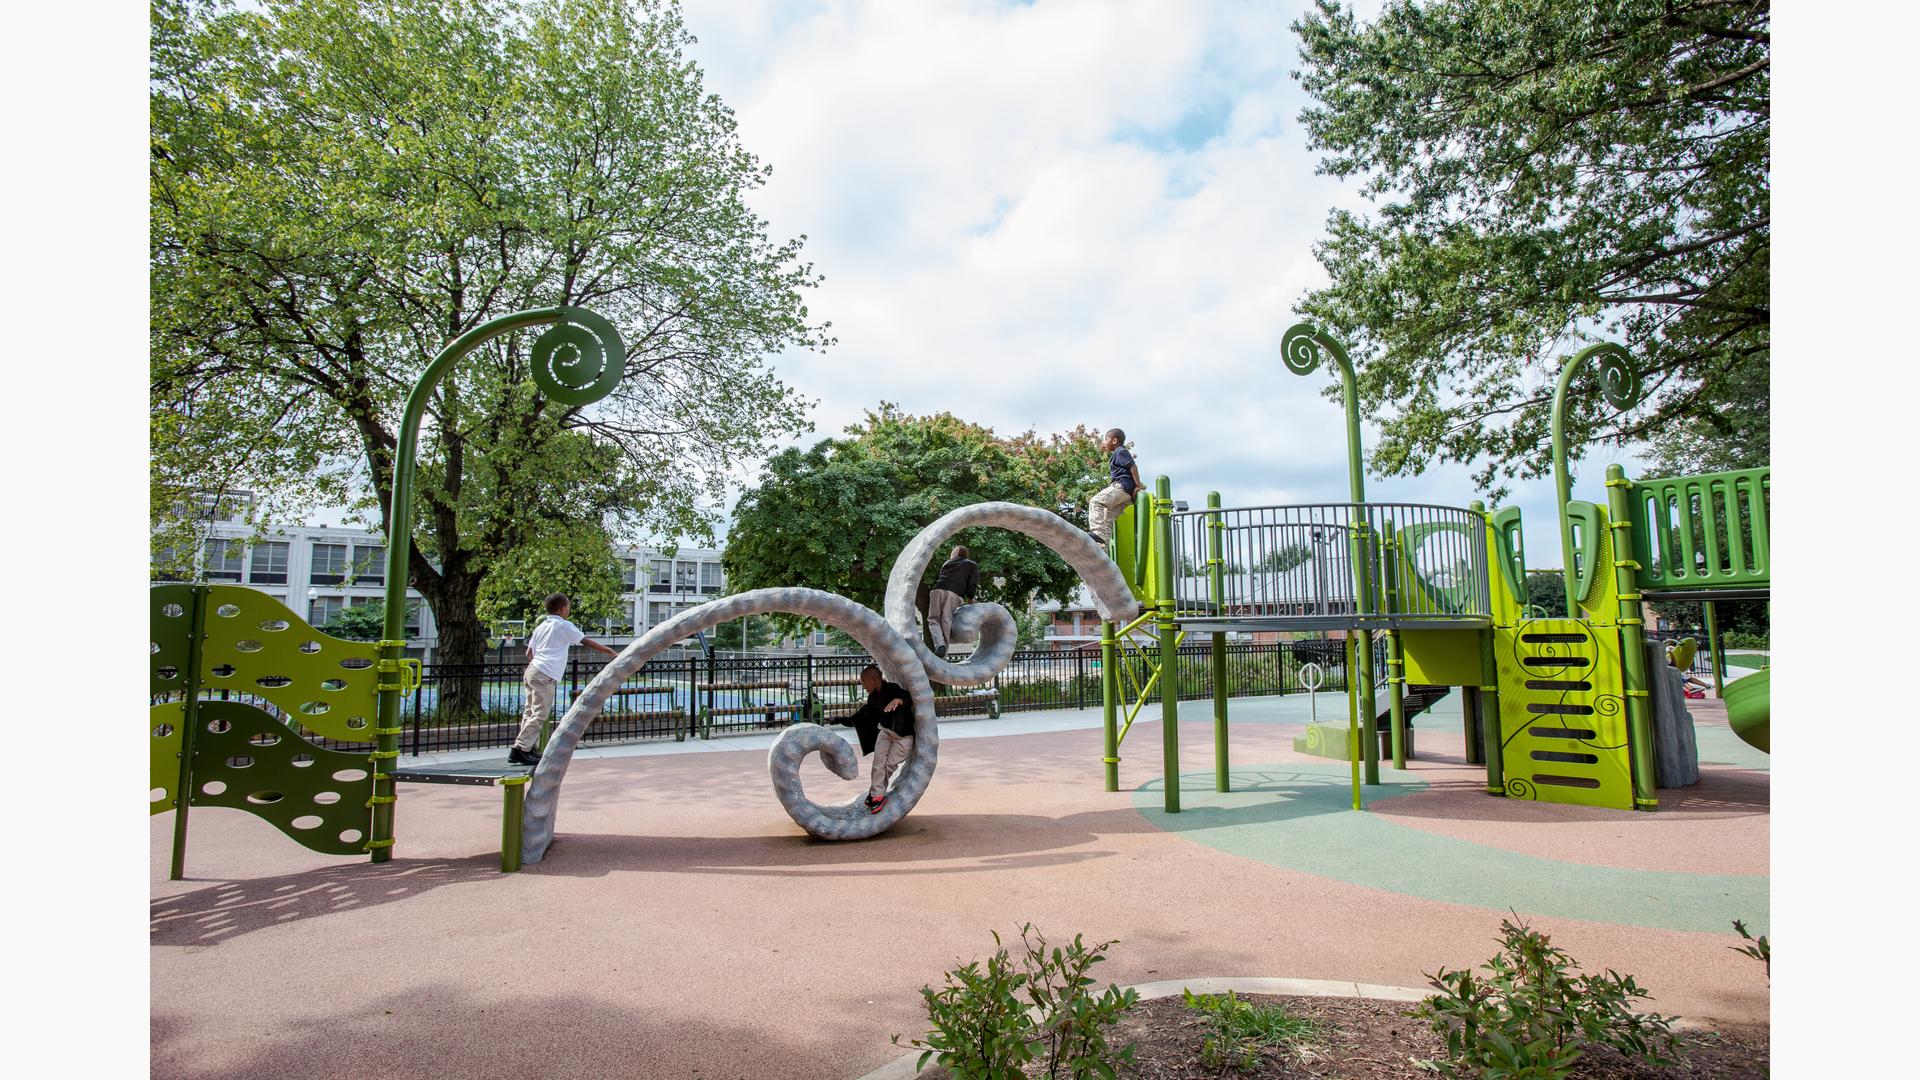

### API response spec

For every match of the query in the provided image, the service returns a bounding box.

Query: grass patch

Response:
[1183,989,1318,1072]
[1725,654,1768,670]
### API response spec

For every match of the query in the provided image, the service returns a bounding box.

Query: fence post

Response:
[1208,491,1229,792]
[1075,648,1086,711]
[410,676,423,758]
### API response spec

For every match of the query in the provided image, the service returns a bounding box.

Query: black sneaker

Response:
[508,747,541,766]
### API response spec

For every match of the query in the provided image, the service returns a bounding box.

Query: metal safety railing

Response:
[1165,502,1492,627]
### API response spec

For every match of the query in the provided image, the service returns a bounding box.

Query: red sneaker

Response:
[866,794,886,814]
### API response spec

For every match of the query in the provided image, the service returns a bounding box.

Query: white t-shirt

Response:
[526,616,586,680]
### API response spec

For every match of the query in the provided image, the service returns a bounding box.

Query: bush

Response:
[1183,989,1317,1073]
[1412,916,1679,1079]
[1722,631,1769,650]
[895,925,1138,1079]
[1730,919,1769,979]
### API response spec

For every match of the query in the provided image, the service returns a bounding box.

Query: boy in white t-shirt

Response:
[510,593,618,765]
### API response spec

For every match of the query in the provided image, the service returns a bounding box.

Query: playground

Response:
[151,688,1767,1079]
[149,307,1772,1078]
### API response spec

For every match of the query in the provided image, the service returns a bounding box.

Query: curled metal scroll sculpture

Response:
[520,503,1143,863]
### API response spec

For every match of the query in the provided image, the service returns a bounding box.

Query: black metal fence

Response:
[375,639,1358,755]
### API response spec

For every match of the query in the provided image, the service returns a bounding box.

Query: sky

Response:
[668,0,1645,569]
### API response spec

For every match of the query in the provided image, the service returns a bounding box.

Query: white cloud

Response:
[681,0,1638,567]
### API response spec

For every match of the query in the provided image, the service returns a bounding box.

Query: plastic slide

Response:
[1722,666,1770,753]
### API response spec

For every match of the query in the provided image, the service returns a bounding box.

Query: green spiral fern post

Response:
[1550,342,1639,617]
[371,307,625,862]
[1281,324,1378,786]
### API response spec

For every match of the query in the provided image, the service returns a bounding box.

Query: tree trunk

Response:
[419,566,488,721]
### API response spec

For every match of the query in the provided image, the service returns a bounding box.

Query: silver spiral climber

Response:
[519,503,1143,863]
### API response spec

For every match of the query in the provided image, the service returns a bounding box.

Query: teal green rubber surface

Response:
[1133,763,1766,934]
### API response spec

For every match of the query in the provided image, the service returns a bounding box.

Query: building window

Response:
[350,544,384,586]
[700,562,723,594]
[310,595,346,627]
[190,492,252,523]
[622,558,637,591]
[649,559,672,594]
[311,543,347,585]
[648,601,672,625]
[204,538,245,582]
[249,541,289,585]
[152,545,191,582]
[675,561,698,592]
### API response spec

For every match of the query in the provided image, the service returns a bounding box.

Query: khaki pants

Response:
[870,729,914,798]
[927,588,964,650]
[1088,482,1135,540]
[514,669,556,751]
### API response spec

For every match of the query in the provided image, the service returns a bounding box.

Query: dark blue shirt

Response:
[1109,447,1137,494]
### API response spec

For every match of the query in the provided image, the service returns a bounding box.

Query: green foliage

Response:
[1259,543,1312,575]
[151,0,824,683]
[709,616,782,651]
[894,925,1138,1080]
[1412,917,1679,1079]
[1730,920,1769,979]
[321,602,387,642]
[1523,571,1565,618]
[725,407,1108,634]
[1292,1,1768,498]
[1183,990,1318,1073]
[474,519,626,632]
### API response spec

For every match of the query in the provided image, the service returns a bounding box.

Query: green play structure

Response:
[152,311,1769,880]
[1094,325,1772,813]
[151,307,623,876]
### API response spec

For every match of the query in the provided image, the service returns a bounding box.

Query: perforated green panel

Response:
[151,585,196,696]
[196,585,381,741]
[1493,619,1633,810]
[151,702,185,816]
[187,700,377,855]
[1572,504,1621,627]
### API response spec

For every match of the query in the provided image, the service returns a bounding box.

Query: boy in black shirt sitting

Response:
[844,664,915,813]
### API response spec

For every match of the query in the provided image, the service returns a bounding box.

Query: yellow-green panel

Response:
[1493,619,1634,810]
[187,700,377,856]
[1486,513,1526,628]
[196,585,382,742]
[1401,629,1482,685]
[151,702,185,816]
[151,585,197,696]
[1574,506,1621,627]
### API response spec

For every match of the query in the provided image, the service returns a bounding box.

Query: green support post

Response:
[501,774,528,873]
[1154,476,1180,813]
[1352,524,1379,785]
[1101,619,1119,792]
[1461,688,1484,766]
[1704,600,1725,698]
[1208,492,1229,792]
[375,306,625,864]
[1346,634,1363,811]
[1605,464,1660,810]
[1477,629,1505,796]
[169,584,209,881]
[1382,520,1408,770]
[1551,342,1639,617]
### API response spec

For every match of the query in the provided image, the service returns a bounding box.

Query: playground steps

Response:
[1293,684,1451,762]
[1492,620,1636,810]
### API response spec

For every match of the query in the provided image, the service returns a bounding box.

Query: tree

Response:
[1292,0,1768,498]
[151,0,826,714]
[322,602,387,642]
[710,616,781,651]
[1524,570,1565,618]
[1259,544,1312,575]
[723,407,1108,638]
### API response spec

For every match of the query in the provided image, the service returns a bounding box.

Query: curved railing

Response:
[1165,502,1491,627]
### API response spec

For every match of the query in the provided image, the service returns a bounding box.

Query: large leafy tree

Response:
[151,0,826,711]
[1292,0,1768,496]
[724,407,1108,636]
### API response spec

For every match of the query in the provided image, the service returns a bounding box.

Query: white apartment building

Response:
[153,493,728,646]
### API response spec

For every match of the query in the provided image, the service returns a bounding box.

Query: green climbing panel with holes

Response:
[187,701,375,854]
[150,584,384,859]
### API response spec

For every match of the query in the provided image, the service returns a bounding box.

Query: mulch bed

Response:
[1108,994,1768,1079]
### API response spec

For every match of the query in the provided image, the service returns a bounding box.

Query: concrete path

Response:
[153,694,1768,1080]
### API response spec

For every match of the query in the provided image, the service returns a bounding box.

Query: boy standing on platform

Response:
[1087,428,1143,545]
[510,593,618,766]
[927,544,979,657]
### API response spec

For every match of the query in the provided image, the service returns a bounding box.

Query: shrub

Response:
[1731,919,1769,978]
[1183,989,1317,1073]
[1723,631,1769,650]
[1412,916,1679,1079]
[895,925,1138,1079]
